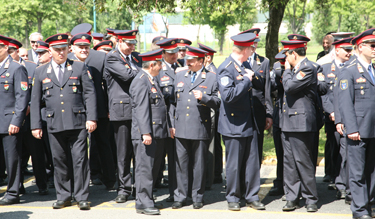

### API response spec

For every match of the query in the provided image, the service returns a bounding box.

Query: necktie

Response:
[191,72,197,84]
[172,64,177,71]
[368,64,375,83]
[248,57,252,68]
[58,64,64,85]
[126,56,130,63]
[339,63,344,67]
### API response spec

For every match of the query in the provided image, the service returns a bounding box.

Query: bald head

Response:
[19,48,28,60]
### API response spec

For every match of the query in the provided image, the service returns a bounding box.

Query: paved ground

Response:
[0,165,353,219]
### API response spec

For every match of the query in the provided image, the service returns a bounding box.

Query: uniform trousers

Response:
[223,131,260,203]
[48,129,89,202]
[324,121,340,179]
[347,138,375,218]
[0,134,22,200]
[174,138,208,203]
[205,109,216,189]
[272,125,284,190]
[133,138,164,209]
[282,132,318,205]
[89,118,116,187]
[335,136,350,195]
[112,121,133,196]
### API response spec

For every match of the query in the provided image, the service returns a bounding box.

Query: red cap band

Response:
[206,52,214,56]
[283,42,306,50]
[142,54,162,61]
[8,42,19,49]
[186,50,205,58]
[335,42,352,49]
[49,39,68,46]
[118,35,136,40]
[159,44,177,50]
[93,36,103,40]
[234,41,254,47]
[73,38,90,45]
[357,35,375,45]
[37,45,49,50]
[0,39,9,46]
[97,45,112,51]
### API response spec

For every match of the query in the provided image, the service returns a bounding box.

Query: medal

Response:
[4,84,9,90]
[5,73,10,77]
[72,86,77,92]
[361,90,365,95]
[4,60,9,69]
[67,65,72,71]
[201,72,206,79]
[47,65,52,73]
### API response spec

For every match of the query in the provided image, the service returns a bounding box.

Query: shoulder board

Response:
[72,60,82,62]
[225,61,232,68]
[112,50,117,54]
[346,63,356,69]
[24,60,36,64]
[36,63,48,69]
[176,66,188,73]
[312,63,317,68]
[139,73,144,78]
[208,71,216,75]
[349,58,356,65]
[275,67,281,70]
[12,60,21,65]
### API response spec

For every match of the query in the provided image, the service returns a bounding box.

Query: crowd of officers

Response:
[0,22,375,218]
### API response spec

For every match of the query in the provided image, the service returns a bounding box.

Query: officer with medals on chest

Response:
[154,38,180,202]
[216,32,265,211]
[129,49,169,215]
[170,45,220,209]
[280,40,319,213]
[8,39,49,195]
[337,28,375,219]
[321,36,353,200]
[268,50,286,196]
[30,34,97,210]
[0,35,29,205]
[240,28,273,166]
[104,29,140,203]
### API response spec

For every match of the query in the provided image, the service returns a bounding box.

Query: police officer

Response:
[321,36,353,198]
[170,45,220,209]
[104,29,140,203]
[92,33,104,47]
[240,28,272,166]
[93,40,113,54]
[151,36,165,51]
[268,50,286,196]
[176,38,192,67]
[217,32,265,211]
[30,34,97,210]
[337,28,375,219]
[155,38,180,202]
[0,35,29,205]
[130,49,169,215]
[8,39,49,195]
[280,40,319,212]
[198,43,218,74]
[70,33,116,190]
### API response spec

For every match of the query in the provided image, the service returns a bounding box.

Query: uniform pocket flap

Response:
[68,80,81,86]
[42,82,53,90]
[4,110,14,115]
[113,98,130,104]
[72,107,85,113]
[176,87,184,92]
[151,93,160,99]
[46,110,54,117]
[288,108,305,115]
[152,119,162,125]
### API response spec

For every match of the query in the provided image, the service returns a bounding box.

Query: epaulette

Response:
[139,73,144,78]
[176,66,188,73]
[72,59,82,62]
[312,63,317,68]
[24,60,36,64]
[275,67,281,70]
[225,61,232,68]
[349,58,356,65]
[112,50,117,54]
[208,71,216,75]
[12,60,21,65]
[36,63,48,69]
[346,63,356,69]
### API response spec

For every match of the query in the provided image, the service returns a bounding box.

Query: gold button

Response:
[79,111,81,113]
[204,91,206,94]
[46,87,48,90]
[120,101,123,103]
[5,81,8,83]
[188,99,190,102]
[153,122,155,124]
[285,95,286,97]
[12,111,15,114]
[61,88,63,90]
[61,102,64,104]
[231,113,234,116]
[189,92,192,95]
[295,112,297,114]
[156,95,158,98]
[178,89,180,92]
[283,102,285,105]
[62,110,64,112]
[60,94,63,97]
[48,114,51,117]
[205,120,207,122]
[186,114,189,116]
[361,86,363,89]
[283,110,286,112]
[73,83,76,85]
[187,106,189,109]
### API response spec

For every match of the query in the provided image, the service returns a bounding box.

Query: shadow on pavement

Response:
[0,211,32,219]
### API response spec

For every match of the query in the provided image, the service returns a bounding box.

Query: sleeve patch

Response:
[296,71,305,80]
[221,76,229,86]
[317,73,325,81]
[21,81,28,91]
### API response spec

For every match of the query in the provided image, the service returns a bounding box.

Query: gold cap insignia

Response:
[186,48,189,51]
[82,36,86,40]
[293,36,297,40]
[180,40,184,43]
[161,37,164,40]
[38,43,40,47]
[373,31,375,35]
[254,31,257,34]
[109,42,112,46]
[171,41,175,45]
[132,32,136,35]
[57,35,62,40]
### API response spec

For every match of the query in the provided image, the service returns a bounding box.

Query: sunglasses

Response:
[363,43,375,49]
[31,41,37,44]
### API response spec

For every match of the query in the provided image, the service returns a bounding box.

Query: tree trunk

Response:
[25,22,29,49]
[37,17,42,33]
[219,30,225,55]
[197,25,201,44]
[266,0,289,68]
[337,15,341,32]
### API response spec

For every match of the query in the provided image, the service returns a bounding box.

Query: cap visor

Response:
[254,38,260,42]
[164,47,179,53]
[51,44,68,48]
[185,55,197,60]
[74,42,91,46]
[124,40,137,44]
[36,49,48,53]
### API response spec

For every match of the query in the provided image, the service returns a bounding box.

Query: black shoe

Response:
[52,200,72,209]
[48,181,55,188]
[91,178,102,185]
[228,202,240,211]
[172,201,185,209]
[22,168,33,175]
[282,200,299,211]
[323,175,331,182]
[165,195,174,202]
[136,207,160,215]
[246,200,266,210]
[39,189,49,196]
[336,189,346,199]
[0,197,20,205]
[306,204,318,212]
[269,187,284,196]
[353,215,372,219]
[328,183,336,190]
[193,202,203,209]
[213,177,223,184]
[345,196,352,205]
[19,186,26,195]
[154,202,163,209]
[78,201,90,210]
[0,178,6,186]
[282,195,286,201]
[115,194,127,203]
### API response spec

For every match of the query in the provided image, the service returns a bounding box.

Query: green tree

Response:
[311,1,333,44]
[284,0,308,34]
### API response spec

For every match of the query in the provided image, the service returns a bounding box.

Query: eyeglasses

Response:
[362,43,375,50]
[31,41,37,44]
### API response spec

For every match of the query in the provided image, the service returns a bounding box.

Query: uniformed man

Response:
[93,40,113,54]
[36,41,52,65]
[151,36,165,51]
[337,28,375,219]
[92,33,104,47]
[8,39,49,195]
[106,28,118,49]
[240,28,272,166]
[268,50,286,196]
[104,29,140,203]
[280,40,319,212]
[28,32,43,63]
[154,38,180,202]
[19,48,29,61]
[70,33,116,190]
[317,34,334,61]
[217,32,265,211]
[197,43,221,187]
[176,38,192,67]
[321,36,353,198]
[130,48,168,215]
[0,35,29,205]
[30,34,97,210]
[170,45,220,209]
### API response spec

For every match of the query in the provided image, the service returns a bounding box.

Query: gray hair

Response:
[142,60,158,69]
[29,32,43,40]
